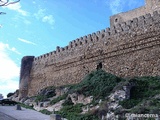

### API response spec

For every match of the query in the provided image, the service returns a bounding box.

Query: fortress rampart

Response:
[110,0,160,26]
[19,1,160,98]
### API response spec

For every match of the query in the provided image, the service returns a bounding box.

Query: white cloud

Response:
[0,42,21,55]
[11,47,21,55]
[42,15,55,25]
[0,42,20,98]
[34,9,46,19]
[34,9,55,26]
[5,2,29,16]
[106,0,125,14]
[18,38,37,45]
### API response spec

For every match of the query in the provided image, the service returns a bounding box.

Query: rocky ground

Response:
[9,70,160,120]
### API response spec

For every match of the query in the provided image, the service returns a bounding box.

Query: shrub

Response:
[70,69,124,99]
[70,113,100,120]
[55,103,100,120]
[119,99,141,109]
[35,95,49,102]
[7,92,14,98]
[62,97,74,106]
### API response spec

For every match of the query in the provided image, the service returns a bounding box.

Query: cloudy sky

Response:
[0,0,144,98]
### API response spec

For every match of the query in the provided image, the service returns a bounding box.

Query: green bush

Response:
[7,92,14,98]
[130,76,160,98]
[70,69,124,99]
[67,113,100,120]
[55,103,100,120]
[62,97,74,106]
[35,95,49,102]
[119,99,140,109]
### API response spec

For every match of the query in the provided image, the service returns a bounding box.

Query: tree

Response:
[7,92,14,98]
[0,0,20,15]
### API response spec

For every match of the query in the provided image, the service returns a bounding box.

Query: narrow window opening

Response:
[96,62,102,70]
[115,18,118,23]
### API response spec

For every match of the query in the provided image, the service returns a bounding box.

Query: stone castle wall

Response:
[110,0,160,26]
[19,56,34,99]
[19,1,160,98]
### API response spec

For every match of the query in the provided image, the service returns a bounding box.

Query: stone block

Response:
[50,114,61,120]
[39,102,43,107]
[43,101,50,107]
[16,104,21,110]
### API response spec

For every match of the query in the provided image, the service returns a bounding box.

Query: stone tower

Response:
[145,0,160,10]
[19,56,34,99]
[110,0,160,26]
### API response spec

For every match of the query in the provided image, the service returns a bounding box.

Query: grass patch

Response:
[55,103,100,120]
[18,103,34,110]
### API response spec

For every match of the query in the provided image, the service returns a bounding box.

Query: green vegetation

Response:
[7,92,14,98]
[35,86,56,102]
[55,103,99,120]
[35,95,49,102]
[18,103,35,110]
[39,109,52,115]
[119,99,141,109]
[70,69,124,99]
[62,97,74,106]
[50,94,67,105]
[119,76,160,111]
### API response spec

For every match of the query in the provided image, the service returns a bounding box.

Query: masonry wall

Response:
[19,56,34,99]
[110,0,160,27]
[24,11,160,97]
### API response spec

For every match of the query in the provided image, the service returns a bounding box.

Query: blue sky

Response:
[0,0,144,98]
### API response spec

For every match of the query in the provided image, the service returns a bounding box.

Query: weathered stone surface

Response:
[50,114,61,120]
[110,0,160,27]
[19,56,34,99]
[69,93,93,105]
[19,0,160,98]
[15,104,21,110]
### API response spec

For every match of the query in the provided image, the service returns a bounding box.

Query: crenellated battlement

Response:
[33,10,160,65]
[19,0,160,98]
